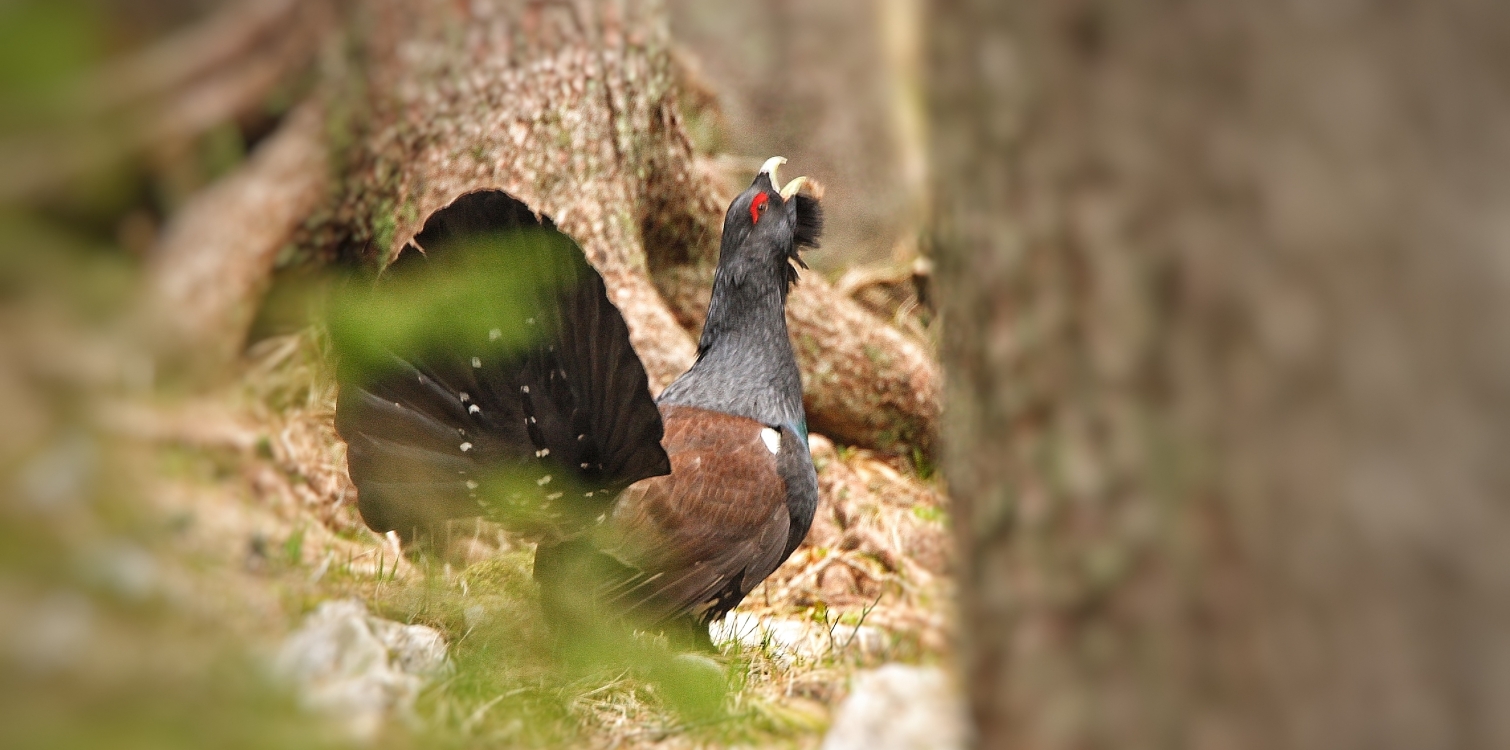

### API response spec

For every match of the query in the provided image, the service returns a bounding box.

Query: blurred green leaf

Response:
[328,230,577,385]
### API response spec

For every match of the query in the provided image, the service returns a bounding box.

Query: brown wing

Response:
[595,405,792,624]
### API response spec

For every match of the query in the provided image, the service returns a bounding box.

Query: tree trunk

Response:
[933,1,1510,749]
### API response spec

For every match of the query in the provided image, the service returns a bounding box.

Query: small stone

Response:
[710,613,888,665]
[821,665,967,750]
[274,599,449,741]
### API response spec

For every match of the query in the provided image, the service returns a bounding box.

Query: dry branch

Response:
[142,102,329,377]
[786,275,941,455]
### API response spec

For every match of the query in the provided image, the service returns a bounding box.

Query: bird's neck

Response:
[657,265,805,432]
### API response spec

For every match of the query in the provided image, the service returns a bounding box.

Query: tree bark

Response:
[935,1,1510,749]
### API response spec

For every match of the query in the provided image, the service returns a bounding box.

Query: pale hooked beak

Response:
[760,156,816,201]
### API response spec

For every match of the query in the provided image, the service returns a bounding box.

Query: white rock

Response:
[710,612,888,665]
[821,664,967,750]
[274,599,448,740]
[369,616,448,676]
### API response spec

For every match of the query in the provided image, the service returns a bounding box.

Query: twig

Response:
[141,100,329,379]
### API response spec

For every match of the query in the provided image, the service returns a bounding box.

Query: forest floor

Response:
[0,238,952,748]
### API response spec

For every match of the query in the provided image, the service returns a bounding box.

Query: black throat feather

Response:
[656,190,823,429]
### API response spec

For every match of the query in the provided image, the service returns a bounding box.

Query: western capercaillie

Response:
[334,158,823,645]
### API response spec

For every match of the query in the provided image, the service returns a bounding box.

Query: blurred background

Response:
[668,0,926,270]
[7,0,1510,749]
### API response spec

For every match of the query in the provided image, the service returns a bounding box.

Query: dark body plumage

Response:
[335,166,822,641]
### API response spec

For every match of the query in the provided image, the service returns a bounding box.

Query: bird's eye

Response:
[749,192,770,223]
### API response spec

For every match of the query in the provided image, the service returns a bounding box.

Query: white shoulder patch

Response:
[760,427,782,455]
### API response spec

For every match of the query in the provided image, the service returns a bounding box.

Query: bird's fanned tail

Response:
[333,190,669,541]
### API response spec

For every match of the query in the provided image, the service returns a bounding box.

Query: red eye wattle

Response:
[749,192,770,224]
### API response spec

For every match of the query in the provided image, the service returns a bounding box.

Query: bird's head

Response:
[717,156,824,294]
